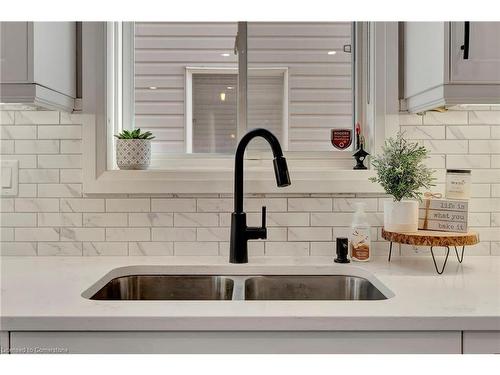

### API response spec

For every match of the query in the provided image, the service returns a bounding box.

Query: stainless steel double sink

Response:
[89,274,388,301]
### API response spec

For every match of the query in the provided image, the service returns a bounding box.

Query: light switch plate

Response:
[1,160,19,197]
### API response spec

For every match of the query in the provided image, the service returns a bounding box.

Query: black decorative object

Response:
[353,144,369,170]
[334,237,350,263]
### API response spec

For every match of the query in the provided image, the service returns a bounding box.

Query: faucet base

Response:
[229,212,248,264]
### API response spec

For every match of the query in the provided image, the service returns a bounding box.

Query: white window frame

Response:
[82,22,397,194]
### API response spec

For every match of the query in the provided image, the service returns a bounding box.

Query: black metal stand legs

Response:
[454,246,465,263]
[430,246,450,275]
[388,242,466,275]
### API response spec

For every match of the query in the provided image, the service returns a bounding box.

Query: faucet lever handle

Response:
[261,206,266,228]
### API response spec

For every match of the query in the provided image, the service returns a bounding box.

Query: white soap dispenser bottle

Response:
[350,202,371,262]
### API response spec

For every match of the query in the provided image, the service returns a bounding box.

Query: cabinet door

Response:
[10,331,461,354]
[451,22,500,83]
[0,22,31,83]
[463,331,500,354]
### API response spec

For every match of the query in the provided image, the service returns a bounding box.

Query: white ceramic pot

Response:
[116,139,151,170]
[383,200,419,232]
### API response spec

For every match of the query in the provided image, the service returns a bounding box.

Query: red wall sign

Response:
[331,129,353,150]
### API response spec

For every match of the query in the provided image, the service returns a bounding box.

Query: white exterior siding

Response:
[134,22,353,153]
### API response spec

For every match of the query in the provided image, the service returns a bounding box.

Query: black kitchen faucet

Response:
[229,128,291,263]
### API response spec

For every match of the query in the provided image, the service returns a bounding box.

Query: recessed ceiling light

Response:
[149,86,158,90]
[327,51,337,55]
[227,86,234,90]
[221,53,231,57]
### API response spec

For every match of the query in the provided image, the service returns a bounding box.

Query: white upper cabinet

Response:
[450,22,500,83]
[0,22,76,112]
[403,22,500,113]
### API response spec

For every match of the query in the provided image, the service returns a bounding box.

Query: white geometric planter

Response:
[116,139,151,170]
[384,200,419,232]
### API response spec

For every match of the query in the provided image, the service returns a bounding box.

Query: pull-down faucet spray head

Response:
[273,155,291,188]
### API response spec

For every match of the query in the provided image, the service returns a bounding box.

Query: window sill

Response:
[83,167,382,195]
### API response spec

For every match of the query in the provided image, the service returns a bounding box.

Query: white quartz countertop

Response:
[1,255,499,331]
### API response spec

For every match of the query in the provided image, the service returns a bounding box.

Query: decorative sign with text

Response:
[331,129,353,150]
[418,198,469,233]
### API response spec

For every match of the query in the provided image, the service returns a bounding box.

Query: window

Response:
[116,22,356,163]
[83,22,396,194]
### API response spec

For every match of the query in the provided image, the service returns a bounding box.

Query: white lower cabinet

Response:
[463,331,500,354]
[9,331,462,354]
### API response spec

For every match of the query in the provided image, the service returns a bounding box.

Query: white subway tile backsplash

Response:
[219,241,265,257]
[0,242,37,256]
[1,213,37,227]
[420,140,468,154]
[0,140,14,154]
[19,169,59,183]
[174,212,219,227]
[311,213,353,226]
[288,198,332,212]
[265,242,309,256]
[0,111,15,125]
[423,111,468,125]
[15,228,60,241]
[129,242,173,256]
[60,228,104,242]
[1,227,14,241]
[446,155,491,169]
[333,198,378,212]
[10,155,37,168]
[60,140,82,154]
[1,109,499,259]
[106,199,150,212]
[15,140,59,154]
[446,125,490,139]
[83,242,128,256]
[38,242,82,256]
[14,111,59,124]
[310,242,334,256]
[17,184,37,197]
[14,198,59,212]
[399,113,423,126]
[38,213,82,227]
[61,198,104,212]
[152,198,196,212]
[469,198,500,212]
[174,241,218,256]
[492,184,500,197]
[60,169,82,183]
[401,125,445,139]
[256,212,309,227]
[469,111,500,125]
[244,198,287,212]
[129,213,173,227]
[0,198,14,212]
[492,156,500,169]
[38,125,81,139]
[37,155,82,168]
[106,228,150,242]
[196,227,230,241]
[288,227,332,241]
[0,126,37,140]
[38,184,82,197]
[469,140,500,154]
[196,198,232,212]
[83,213,128,227]
[152,227,196,242]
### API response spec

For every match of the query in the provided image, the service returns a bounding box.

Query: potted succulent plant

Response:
[114,129,155,170]
[369,132,435,232]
